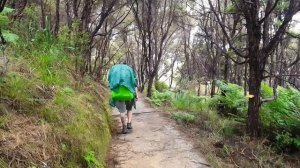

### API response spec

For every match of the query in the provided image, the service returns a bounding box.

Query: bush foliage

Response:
[151,80,300,152]
[154,80,169,92]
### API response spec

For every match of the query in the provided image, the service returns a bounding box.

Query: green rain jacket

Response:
[108,64,137,108]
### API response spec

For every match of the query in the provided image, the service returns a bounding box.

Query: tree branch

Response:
[264,71,300,91]
[90,0,118,38]
[259,0,280,24]
[208,0,247,58]
[264,0,300,55]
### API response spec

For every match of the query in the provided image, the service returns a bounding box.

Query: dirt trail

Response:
[109,99,211,168]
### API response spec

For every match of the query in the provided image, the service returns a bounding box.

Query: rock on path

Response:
[109,99,211,168]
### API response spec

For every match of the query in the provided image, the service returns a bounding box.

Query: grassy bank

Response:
[0,30,112,167]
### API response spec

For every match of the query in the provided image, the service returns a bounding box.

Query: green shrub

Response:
[215,81,247,116]
[171,112,195,124]
[261,86,300,132]
[275,132,296,152]
[260,85,300,151]
[156,80,300,152]
[148,90,173,106]
[154,80,168,92]
[171,92,207,112]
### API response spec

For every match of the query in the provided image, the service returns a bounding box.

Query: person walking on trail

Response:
[108,61,138,134]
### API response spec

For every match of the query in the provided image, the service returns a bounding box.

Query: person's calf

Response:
[127,111,133,123]
[120,113,128,133]
[120,113,127,124]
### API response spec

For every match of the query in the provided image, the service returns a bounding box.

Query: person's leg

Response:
[127,110,133,123]
[115,101,128,133]
[125,99,134,129]
[120,112,127,126]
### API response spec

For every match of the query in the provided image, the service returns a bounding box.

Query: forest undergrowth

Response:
[148,81,300,168]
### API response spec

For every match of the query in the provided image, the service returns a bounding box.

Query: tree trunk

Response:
[224,57,229,82]
[169,63,174,88]
[247,49,264,137]
[244,61,248,95]
[236,57,242,85]
[205,83,208,96]
[147,74,155,97]
[11,0,27,21]
[53,0,60,37]
[40,0,46,29]
[211,79,216,98]
[65,1,72,29]
[247,62,262,137]
[269,49,276,86]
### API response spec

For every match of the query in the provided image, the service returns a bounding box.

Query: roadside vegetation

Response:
[0,6,111,168]
[149,80,300,167]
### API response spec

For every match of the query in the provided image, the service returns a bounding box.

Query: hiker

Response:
[108,61,138,134]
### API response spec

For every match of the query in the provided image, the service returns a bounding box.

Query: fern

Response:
[215,80,247,116]
[2,30,19,44]
[0,7,19,45]
[0,7,14,15]
[0,15,9,28]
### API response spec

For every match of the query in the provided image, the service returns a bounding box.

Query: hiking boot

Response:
[122,125,128,134]
[127,123,132,129]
